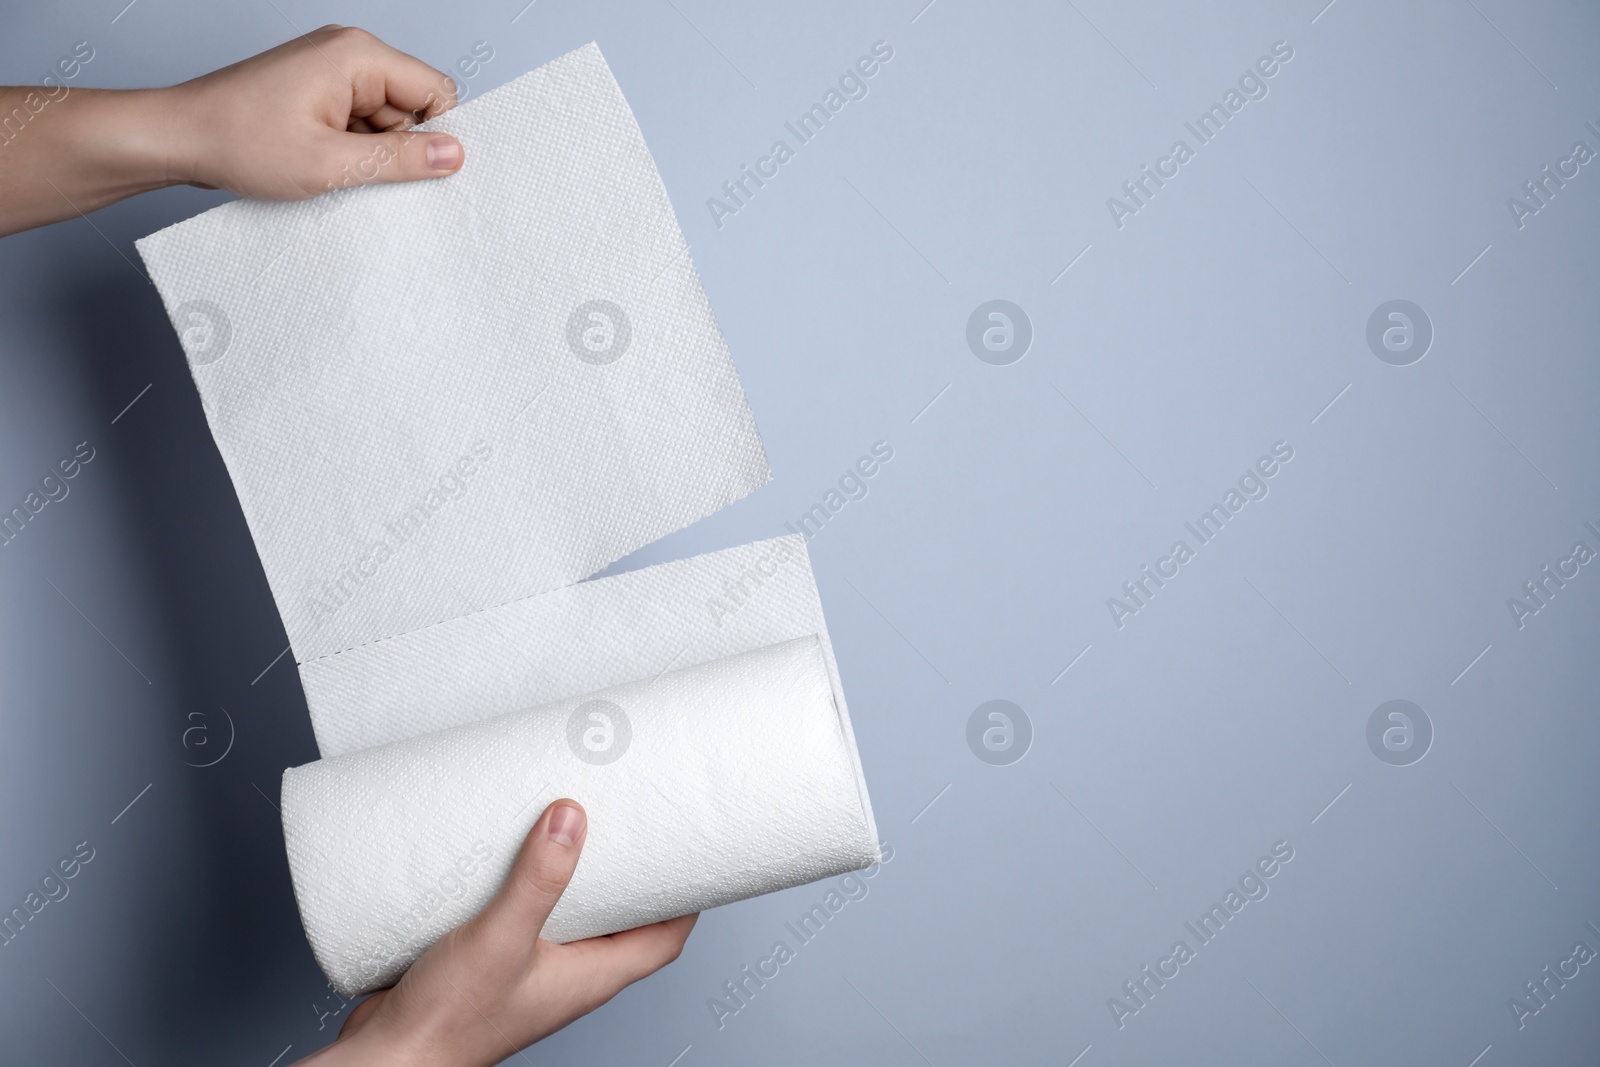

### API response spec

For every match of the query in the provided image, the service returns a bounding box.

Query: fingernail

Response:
[426,137,462,170]
[548,803,584,846]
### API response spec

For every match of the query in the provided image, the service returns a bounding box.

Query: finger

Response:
[331,27,458,122]
[477,801,587,941]
[338,988,388,1038]
[314,125,464,187]
[563,913,698,989]
[355,103,416,132]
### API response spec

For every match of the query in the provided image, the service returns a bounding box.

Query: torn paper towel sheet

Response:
[135,42,769,663]
[301,534,847,757]
[283,636,880,998]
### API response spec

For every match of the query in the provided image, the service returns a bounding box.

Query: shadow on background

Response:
[45,240,340,1059]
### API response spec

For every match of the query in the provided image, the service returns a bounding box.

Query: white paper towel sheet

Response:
[301,534,846,756]
[135,42,769,663]
[283,636,880,997]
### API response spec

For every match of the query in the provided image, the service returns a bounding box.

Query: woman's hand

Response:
[295,801,697,1067]
[159,24,464,199]
[0,25,466,237]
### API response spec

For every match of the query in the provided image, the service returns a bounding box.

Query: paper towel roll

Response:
[281,635,880,997]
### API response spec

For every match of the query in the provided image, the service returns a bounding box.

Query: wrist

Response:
[61,87,190,196]
[290,1012,448,1067]
[115,86,194,190]
[292,1031,428,1067]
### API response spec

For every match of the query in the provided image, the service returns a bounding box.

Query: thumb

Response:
[480,800,587,941]
[317,127,464,190]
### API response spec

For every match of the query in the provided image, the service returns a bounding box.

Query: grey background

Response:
[2,0,1597,1064]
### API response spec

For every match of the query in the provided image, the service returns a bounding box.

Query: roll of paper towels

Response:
[282,635,881,997]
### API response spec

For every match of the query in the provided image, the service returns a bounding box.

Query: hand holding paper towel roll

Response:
[282,636,881,997]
